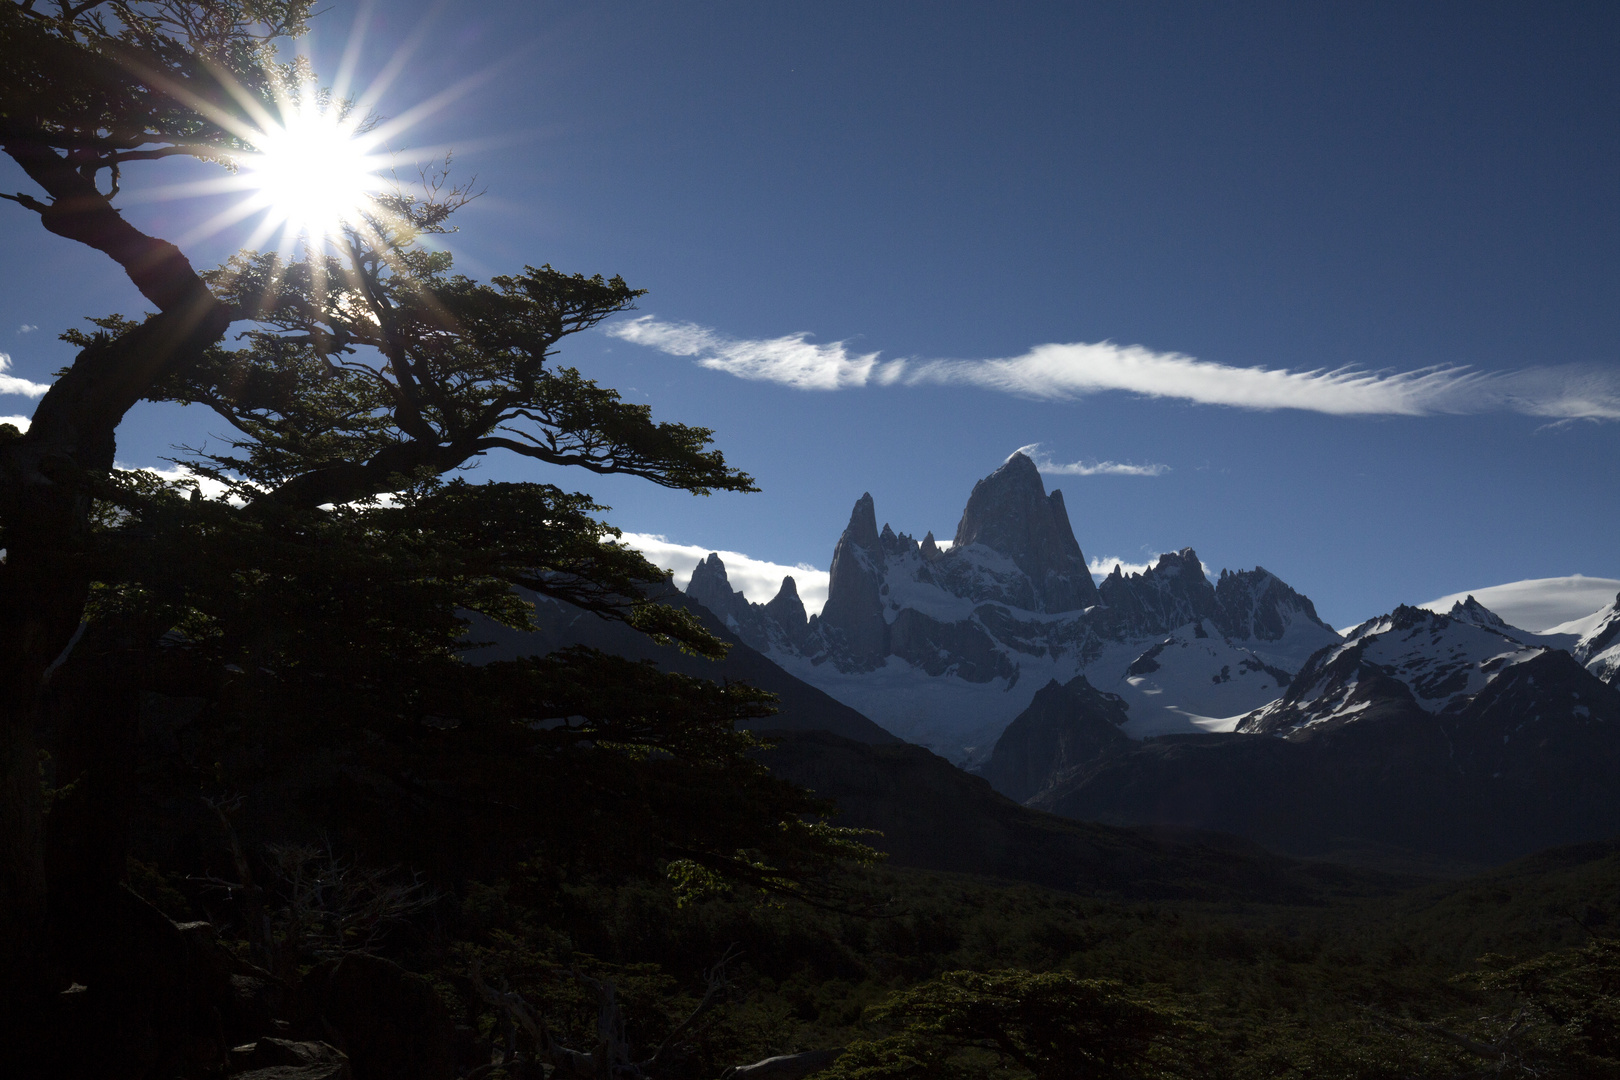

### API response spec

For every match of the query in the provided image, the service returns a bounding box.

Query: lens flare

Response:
[239,106,386,242]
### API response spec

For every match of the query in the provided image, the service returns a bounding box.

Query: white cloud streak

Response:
[1014,443,1168,477]
[17,324,37,334]
[0,415,31,431]
[608,317,900,391]
[617,531,830,616]
[0,354,51,398]
[608,317,1620,420]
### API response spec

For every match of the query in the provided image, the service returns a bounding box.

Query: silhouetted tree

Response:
[0,2,870,1020]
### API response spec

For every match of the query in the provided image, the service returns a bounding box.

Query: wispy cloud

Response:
[608,317,1620,420]
[617,531,830,616]
[17,324,37,335]
[0,354,50,398]
[608,318,900,391]
[1015,443,1168,477]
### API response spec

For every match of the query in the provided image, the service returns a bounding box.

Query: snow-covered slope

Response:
[993,590,1620,865]
[1427,588,1620,690]
[1081,619,1326,738]
[1569,592,1620,687]
[1241,603,1547,734]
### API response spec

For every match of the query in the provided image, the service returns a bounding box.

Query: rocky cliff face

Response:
[682,452,1340,759]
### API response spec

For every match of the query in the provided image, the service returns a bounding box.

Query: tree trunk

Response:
[0,481,93,1003]
[0,304,229,1002]
[44,624,146,982]
[0,136,229,1005]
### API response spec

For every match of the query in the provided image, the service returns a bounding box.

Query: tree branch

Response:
[0,138,222,315]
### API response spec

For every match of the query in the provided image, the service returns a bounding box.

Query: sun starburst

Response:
[236,103,388,244]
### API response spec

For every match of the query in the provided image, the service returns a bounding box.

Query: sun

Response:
[238,105,387,243]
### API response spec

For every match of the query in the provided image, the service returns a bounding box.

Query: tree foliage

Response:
[827,969,1197,1080]
[1456,939,1620,1077]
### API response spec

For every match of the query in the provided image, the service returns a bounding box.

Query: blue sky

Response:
[1,1,1616,628]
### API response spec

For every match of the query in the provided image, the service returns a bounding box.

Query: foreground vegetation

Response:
[125,826,1620,1078]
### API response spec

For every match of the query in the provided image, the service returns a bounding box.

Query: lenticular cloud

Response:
[607,316,1620,421]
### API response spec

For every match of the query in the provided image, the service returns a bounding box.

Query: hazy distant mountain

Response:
[684,451,1338,761]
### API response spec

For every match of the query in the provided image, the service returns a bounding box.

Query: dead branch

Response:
[640,942,741,1073]
[722,1049,845,1080]
[1368,1005,1532,1064]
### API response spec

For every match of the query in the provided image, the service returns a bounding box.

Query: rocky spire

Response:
[844,492,881,555]
[765,575,811,648]
[685,553,746,623]
[818,492,889,669]
[951,452,1100,612]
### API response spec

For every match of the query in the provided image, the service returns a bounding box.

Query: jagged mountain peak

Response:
[683,457,1336,757]
[820,493,890,669]
[1242,600,1546,734]
[845,492,881,553]
[1214,565,1336,642]
[1447,594,1509,629]
[951,451,1099,612]
[1153,548,1204,576]
[685,552,743,621]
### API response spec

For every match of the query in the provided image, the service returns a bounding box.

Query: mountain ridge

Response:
[987,593,1620,865]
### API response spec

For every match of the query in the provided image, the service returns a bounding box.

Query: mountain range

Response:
[678,451,1620,866]
[690,452,1339,760]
